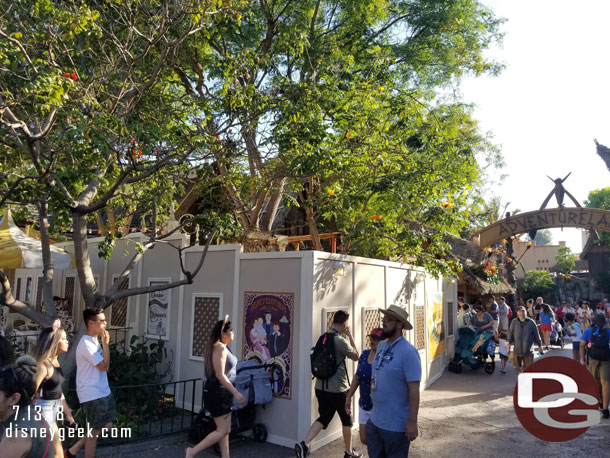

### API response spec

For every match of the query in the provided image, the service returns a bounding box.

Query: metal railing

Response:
[66,378,203,445]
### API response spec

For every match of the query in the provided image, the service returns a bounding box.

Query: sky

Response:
[460,0,610,253]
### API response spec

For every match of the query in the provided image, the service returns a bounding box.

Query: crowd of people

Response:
[0,307,115,458]
[2,296,608,457]
[457,295,610,420]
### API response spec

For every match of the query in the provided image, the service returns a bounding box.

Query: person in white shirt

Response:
[564,313,583,363]
[66,308,115,458]
[561,301,575,316]
[497,297,510,333]
[497,331,510,374]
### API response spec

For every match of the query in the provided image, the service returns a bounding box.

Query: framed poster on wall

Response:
[146,278,171,340]
[428,292,445,360]
[243,292,293,399]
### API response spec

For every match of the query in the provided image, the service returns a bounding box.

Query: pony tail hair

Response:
[14,355,37,405]
[204,320,224,379]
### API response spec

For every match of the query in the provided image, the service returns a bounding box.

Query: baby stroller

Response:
[448,327,496,374]
[189,361,278,453]
[550,322,564,348]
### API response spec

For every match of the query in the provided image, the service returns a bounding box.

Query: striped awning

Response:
[0,208,72,269]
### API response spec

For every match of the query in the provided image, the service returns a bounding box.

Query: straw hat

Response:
[379,305,413,330]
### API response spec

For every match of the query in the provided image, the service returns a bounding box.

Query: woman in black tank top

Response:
[33,322,76,458]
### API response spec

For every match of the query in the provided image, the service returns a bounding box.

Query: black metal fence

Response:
[66,377,203,445]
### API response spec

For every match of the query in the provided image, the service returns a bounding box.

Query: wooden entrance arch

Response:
[473,207,610,247]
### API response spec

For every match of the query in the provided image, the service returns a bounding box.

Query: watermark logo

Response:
[513,356,600,441]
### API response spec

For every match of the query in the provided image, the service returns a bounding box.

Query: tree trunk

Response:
[72,211,99,308]
[37,200,57,317]
[0,271,55,326]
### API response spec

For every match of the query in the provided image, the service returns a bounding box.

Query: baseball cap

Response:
[367,328,383,339]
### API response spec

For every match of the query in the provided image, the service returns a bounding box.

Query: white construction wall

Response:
[9,237,457,450]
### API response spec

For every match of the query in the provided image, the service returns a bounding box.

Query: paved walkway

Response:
[96,347,610,458]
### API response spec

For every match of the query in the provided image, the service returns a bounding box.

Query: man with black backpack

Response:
[579,313,610,419]
[295,310,361,458]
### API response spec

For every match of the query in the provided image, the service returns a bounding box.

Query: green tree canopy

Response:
[174,0,504,276]
[521,270,555,300]
[0,0,234,321]
[554,246,576,275]
[585,187,610,245]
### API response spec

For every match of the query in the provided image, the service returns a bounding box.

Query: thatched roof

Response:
[460,266,515,295]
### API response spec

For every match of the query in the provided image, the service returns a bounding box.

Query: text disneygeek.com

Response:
[4,424,132,442]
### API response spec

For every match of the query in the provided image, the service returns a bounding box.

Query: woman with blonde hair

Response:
[186,316,246,458]
[32,320,76,458]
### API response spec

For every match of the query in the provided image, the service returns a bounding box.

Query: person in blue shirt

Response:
[539,303,555,349]
[345,328,384,445]
[367,305,421,458]
[579,313,610,419]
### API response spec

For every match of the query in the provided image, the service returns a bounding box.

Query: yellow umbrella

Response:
[0,208,72,269]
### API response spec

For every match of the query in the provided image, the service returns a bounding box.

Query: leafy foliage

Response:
[471,262,499,284]
[0,0,235,315]
[173,0,505,276]
[66,335,174,443]
[554,246,576,274]
[585,187,610,245]
[521,270,555,299]
[533,229,553,246]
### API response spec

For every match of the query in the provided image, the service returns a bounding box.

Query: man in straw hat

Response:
[367,305,421,458]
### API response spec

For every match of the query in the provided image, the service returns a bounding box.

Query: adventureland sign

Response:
[475,207,610,247]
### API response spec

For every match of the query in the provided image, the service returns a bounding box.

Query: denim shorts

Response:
[34,398,62,429]
[366,420,410,458]
[358,406,371,425]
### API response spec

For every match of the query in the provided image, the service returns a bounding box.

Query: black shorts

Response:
[203,378,233,418]
[315,389,353,429]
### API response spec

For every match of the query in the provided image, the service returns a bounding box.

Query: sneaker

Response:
[345,450,363,458]
[500,369,506,374]
[603,409,610,419]
[295,441,309,458]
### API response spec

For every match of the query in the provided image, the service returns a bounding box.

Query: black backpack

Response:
[310,331,344,382]
[589,327,610,361]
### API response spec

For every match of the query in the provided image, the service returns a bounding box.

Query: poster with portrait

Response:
[243,292,293,399]
[428,292,445,360]
[146,279,171,340]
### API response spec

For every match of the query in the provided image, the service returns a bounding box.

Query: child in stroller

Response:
[448,327,496,374]
[549,321,564,348]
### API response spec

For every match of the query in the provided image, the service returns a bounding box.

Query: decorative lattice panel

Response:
[192,296,220,358]
[415,305,425,350]
[364,309,382,340]
[64,277,75,315]
[447,301,454,337]
[15,278,21,302]
[36,277,44,310]
[326,311,336,331]
[110,277,130,327]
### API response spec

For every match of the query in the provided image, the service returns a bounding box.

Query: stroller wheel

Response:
[252,423,268,442]
[454,363,462,374]
[448,362,455,372]
[484,362,495,374]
